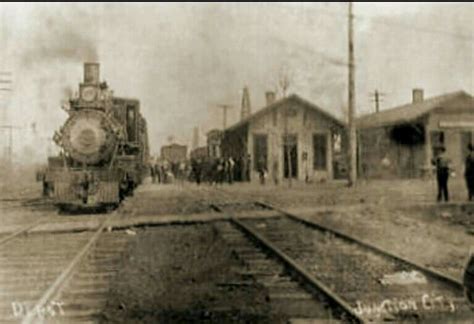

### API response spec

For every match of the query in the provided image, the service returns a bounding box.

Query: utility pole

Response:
[369,89,385,113]
[217,104,232,130]
[0,125,22,164]
[0,71,12,93]
[347,1,357,187]
[0,71,13,127]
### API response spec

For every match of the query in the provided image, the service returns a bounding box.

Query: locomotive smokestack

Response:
[84,62,100,84]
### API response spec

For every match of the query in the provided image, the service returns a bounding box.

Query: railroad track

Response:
[0,214,133,323]
[213,218,362,323]
[208,190,473,322]
[210,205,363,323]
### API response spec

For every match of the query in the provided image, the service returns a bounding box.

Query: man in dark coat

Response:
[432,147,451,202]
[465,144,474,201]
[191,158,202,185]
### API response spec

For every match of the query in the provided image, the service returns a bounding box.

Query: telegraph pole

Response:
[0,71,12,93]
[217,104,232,130]
[373,90,380,113]
[0,125,22,164]
[369,89,385,113]
[347,1,357,187]
[0,71,15,165]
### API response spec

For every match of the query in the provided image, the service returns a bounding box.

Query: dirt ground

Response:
[117,184,216,216]
[293,205,474,279]
[2,174,474,321]
[2,176,474,279]
[100,224,274,323]
[207,180,474,281]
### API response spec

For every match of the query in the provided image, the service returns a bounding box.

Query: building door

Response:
[253,134,268,172]
[430,131,445,157]
[313,133,328,172]
[283,134,298,178]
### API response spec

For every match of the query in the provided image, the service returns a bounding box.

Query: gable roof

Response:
[356,91,474,129]
[225,93,345,133]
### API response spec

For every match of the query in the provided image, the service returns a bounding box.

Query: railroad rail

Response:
[212,205,365,323]
[257,201,464,290]
[0,213,132,323]
[208,189,473,322]
[0,219,43,247]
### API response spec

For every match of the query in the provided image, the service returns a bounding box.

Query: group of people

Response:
[432,144,474,202]
[149,156,243,186]
[190,156,236,185]
[149,160,173,184]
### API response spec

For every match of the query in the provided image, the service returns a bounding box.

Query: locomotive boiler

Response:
[42,63,149,211]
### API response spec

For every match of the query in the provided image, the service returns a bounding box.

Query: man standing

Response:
[465,144,474,201]
[155,162,161,184]
[191,158,202,185]
[227,157,235,184]
[246,154,251,182]
[150,163,156,183]
[216,158,225,185]
[432,147,451,202]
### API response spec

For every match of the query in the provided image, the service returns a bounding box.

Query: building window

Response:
[283,134,298,178]
[313,133,327,170]
[272,109,277,126]
[303,108,308,126]
[253,134,268,171]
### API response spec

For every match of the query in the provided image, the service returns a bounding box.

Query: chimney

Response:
[412,88,424,104]
[241,86,251,120]
[265,91,276,106]
[84,62,100,84]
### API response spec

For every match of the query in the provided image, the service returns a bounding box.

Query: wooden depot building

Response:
[357,89,474,178]
[222,92,347,183]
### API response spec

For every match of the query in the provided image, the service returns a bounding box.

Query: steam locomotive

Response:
[41,63,149,211]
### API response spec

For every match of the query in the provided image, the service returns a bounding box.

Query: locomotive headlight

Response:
[81,86,97,102]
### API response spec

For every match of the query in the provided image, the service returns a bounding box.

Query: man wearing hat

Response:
[431,146,452,202]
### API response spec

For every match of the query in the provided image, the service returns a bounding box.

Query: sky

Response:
[0,2,472,162]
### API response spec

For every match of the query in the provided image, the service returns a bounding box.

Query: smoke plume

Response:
[21,6,98,67]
